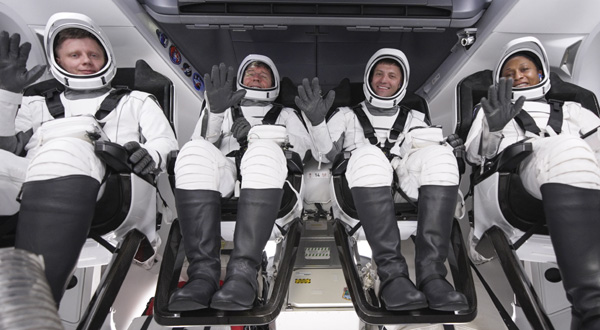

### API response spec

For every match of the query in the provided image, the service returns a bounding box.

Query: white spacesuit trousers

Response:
[175,138,288,195]
[520,134,600,199]
[346,144,459,201]
[0,137,105,215]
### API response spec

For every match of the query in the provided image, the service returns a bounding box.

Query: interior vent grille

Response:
[179,2,451,18]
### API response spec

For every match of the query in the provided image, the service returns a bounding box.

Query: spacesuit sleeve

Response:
[136,95,178,172]
[278,108,313,161]
[0,89,23,135]
[322,107,364,162]
[0,89,34,155]
[305,119,334,163]
[464,107,504,165]
[198,103,227,144]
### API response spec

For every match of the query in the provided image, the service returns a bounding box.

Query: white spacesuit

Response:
[296,48,468,312]
[169,54,311,312]
[0,12,177,303]
[464,37,600,330]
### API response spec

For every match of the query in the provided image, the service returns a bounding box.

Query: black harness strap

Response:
[96,86,132,120]
[514,111,541,135]
[43,88,66,119]
[352,104,378,145]
[514,99,564,136]
[43,86,132,121]
[352,103,410,159]
[547,99,564,134]
[261,103,283,125]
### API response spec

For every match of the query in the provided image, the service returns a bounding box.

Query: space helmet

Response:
[236,54,280,102]
[44,12,116,90]
[363,48,409,108]
[493,36,551,101]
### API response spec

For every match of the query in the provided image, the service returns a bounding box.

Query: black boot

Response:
[15,175,100,304]
[351,186,427,311]
[541,183,600,330]
[415,185,468,311]
[210,188,283,311]
[168,189,222,311]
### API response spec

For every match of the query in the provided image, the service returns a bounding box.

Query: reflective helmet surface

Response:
[363,48,409,108]
[493,36,551,101]
[236,54,280,102]
[44,12,116,90]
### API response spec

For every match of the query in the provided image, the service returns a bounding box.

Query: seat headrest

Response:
[455,70,493,139]
[276,76,298,108]
[276,77,430,122]
[330,78,352,110]
[546,72,600,116]
[277,77,353,114]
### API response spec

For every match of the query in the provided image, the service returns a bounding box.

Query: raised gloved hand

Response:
[204,63,246,114]
[295,77,335,126]
[480,77,525,132]
[0,31,46,93]
[231,117,251,142]
[123,141,156,176]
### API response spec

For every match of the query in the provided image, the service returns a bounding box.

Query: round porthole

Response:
[544,267,562,283]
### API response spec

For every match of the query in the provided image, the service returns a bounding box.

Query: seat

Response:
[324,81,477,325]
[153,77,305,327]
[0,59,175,330]
[456,69,600,330]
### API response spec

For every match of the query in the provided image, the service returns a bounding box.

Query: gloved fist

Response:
[0,31,46,93]
[123,141,156,176]
[446,133,466,174]
[295,77,335,126]
[204,63,246,114]
[446,133,465,151]
[231,117,251,142]
[480,77,525,132]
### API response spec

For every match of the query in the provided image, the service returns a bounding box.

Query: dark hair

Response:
[503,51,543,72]
[244,61,275,87]
[53,28,107,62]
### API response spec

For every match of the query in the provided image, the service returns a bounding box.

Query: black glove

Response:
[231,117,251,142]
[295,77,335,126]
[204,63,246,114]
[123,141,156,176]
[446,133,466,174]
[446,133,465,153]
[480,77,525,132]
[0,31,46,93]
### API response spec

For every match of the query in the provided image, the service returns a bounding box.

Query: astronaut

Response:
[465,37,600,330]
[295,48,468,311]
[168,55,311,311]
[0,12,177,303]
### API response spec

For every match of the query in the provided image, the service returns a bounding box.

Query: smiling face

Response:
[370,61,403,98]
[501,55,542,89]
[55,37,106,75]
[242,62,274,89]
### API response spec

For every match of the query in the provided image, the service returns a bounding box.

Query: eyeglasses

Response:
[244,70,271,81]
